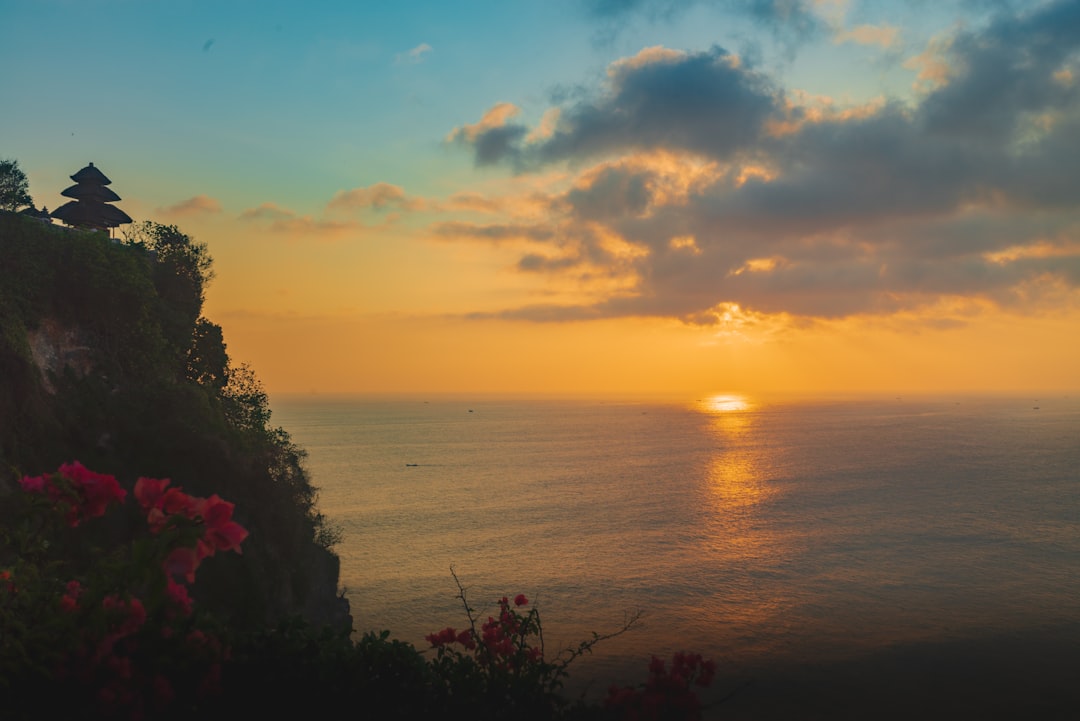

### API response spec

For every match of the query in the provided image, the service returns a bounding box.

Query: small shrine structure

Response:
[51,162,133,235]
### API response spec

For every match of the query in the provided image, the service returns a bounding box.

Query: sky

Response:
[3,0,1080,398]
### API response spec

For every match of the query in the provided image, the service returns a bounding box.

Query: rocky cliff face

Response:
[26,318,95,393]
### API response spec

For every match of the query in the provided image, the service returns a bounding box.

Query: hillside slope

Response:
[0,212,348,630]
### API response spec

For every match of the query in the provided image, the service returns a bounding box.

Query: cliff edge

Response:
[0,212,349,630]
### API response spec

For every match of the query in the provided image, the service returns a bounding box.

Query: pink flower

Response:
[102,595,147,637]
[161,487,198,518]
[456,629,476,649]
[134,476,170,511]
[425,627,458,648]
[59,580,83,613]
[18,474,48,494]
[58,461,126,520]
[199,494,235,528]
[514,593,529,607]
[204,519,248,554]
[165,578,194,616]
[164,547,199,584]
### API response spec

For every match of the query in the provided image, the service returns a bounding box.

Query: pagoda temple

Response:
[50,162,133,235]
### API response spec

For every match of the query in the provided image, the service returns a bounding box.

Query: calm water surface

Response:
[270,393,1080,716]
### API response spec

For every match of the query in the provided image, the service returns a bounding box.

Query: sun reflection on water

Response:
[695,393,781,557]
[686,393,794,652]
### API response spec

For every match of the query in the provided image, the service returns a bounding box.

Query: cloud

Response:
[239,202,361,238]
[452,46,782,170]
[239,202,293,222]
[430,220,557,244]
[396,43,433,65]
[327,183,426,213]
[444,191,508,214]
[833,24,900,48]
[443,0,1080,325]
[446,102,527,165]
[158,194,222,217]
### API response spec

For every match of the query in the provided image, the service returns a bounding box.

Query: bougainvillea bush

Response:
[0,461,247,720]
[418,571,719,721]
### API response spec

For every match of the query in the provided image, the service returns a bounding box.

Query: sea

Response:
[269,393,1080,719]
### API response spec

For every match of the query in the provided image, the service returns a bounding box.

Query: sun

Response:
[701,394,751,413]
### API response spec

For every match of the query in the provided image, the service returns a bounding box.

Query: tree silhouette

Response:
[0,158,33,212]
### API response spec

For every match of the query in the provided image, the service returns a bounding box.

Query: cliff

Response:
[0,212,349,630]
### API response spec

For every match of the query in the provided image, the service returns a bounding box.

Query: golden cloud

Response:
[446,102,521,143]
[158,194,222,217]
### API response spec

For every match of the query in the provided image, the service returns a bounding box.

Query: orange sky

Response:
[10,1,1080,399]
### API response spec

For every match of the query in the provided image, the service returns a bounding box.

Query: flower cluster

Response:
[427,592,543,670]
[605,651,718,721]
[134,476,249,583]
[19,460,127,526]
[2,461,248,720]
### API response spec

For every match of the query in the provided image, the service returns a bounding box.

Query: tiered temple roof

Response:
[51,162,132,233]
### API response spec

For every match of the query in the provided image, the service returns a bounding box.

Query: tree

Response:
[0,158,33,212]
[122,221,215,365]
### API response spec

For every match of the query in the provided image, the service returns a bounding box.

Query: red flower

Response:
[102,595,147,637]
[165,578,194,616]
[425,626,459,648]
[204,519,249,554]
[199,494,234,527]
[456,629,476,649]
[58,461,126,520]
[161,487,198,518]
[59,580,83,613]
[134,476,170,511]
[18,474,48,494]
[514,593,529,607]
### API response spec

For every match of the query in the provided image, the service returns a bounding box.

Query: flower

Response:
[198,494,234,527]
[58,461,126,520]
[456,629,476,649]
[134,476,171,511]
[204,519,249,555]
[425,626,459,647]
[18,474,48,494]
[165,578,193,617]
[164,547,199,584]
[514,593,529,607]
[59,580,83,613]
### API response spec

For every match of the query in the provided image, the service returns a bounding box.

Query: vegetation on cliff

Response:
[0,212,345,630]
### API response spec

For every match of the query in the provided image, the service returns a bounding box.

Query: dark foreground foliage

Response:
[0,213,344,630]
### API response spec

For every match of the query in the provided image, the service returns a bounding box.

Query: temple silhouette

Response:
[50,162,132,235]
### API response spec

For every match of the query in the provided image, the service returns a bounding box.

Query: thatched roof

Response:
[61,183,121,202]
[70,162,112,185]
[51,200,133,228]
